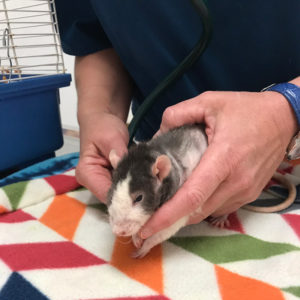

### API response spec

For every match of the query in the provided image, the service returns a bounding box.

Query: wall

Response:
[59,54,79,130]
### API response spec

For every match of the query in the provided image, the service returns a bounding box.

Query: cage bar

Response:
[0,0,65,83]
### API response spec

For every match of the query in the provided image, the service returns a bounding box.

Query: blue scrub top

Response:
[56,0,300,141]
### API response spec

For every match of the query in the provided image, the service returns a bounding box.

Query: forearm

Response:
[75,48,133,124]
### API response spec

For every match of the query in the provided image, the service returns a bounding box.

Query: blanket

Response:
[0,154,299,300]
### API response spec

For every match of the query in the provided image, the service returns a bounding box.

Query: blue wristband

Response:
[262,82,300,125]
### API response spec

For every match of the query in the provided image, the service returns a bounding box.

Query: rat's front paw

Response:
[131,246,151,259]
[132,233,144,249]
[208,215,230,228]
[131,237,154,258]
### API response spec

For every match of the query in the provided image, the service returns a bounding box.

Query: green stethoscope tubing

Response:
[127,0,213,145]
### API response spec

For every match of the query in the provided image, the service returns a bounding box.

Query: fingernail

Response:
[140,229,152,239]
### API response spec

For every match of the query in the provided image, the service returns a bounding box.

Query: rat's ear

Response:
[109,149,121,169]
[152,155,172,182]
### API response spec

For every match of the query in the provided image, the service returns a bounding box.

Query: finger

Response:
[187,182,234,224]
[210,201,243,218]
[187,190,250,225]
[100,133,128,160]
[140,144,229,239]
[152,130,161,138]
[160,98,205,133]
[188,172,264,223]
[211,187,262,217]
[76,156,112,203]
[82,168,112,203]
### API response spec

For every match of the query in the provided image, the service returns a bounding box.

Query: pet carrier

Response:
[0,0,71,173]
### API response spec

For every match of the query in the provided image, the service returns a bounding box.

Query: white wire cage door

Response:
[0,0,65,83]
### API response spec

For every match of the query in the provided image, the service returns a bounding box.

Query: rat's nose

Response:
[116,230,128,236]
[111,220,141,236]
[112,226,131,237]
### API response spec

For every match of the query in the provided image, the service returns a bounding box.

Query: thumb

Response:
[99,130,129,162]
[75,153,112,203]
[159,97,205,133]
[109,149,122,169]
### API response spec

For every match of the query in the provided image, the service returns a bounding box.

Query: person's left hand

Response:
[139,89,297,239]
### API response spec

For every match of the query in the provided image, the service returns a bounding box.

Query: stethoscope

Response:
[128,0,212,145]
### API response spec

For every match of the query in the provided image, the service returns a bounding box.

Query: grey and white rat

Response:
[107,124,207,257]
[107,124,296,258]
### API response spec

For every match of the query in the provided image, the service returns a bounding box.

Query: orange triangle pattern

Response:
[39,194,86,240]
[110,237,164,295]
[285,157,300,166]
[215,265,285,300]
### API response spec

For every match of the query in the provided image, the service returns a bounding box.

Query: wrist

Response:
[262,79,300,127]
[77,90,131,124]
[77,101,111,126]
[262,77,300,159]
[78,110,108,127]
[264,91,298,141]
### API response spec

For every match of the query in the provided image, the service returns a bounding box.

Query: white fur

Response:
[165,150,184,185]
[288,136,300,159]
[181,132,207,179]
[181,146,202,175]
[108,174,151,236]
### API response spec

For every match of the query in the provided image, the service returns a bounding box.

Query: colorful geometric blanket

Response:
[0,154,300,300]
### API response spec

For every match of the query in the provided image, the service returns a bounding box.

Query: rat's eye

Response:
[134,194,143,204]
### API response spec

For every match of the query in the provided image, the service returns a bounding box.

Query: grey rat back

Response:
[107,124,207,214]
[148,124,207,181]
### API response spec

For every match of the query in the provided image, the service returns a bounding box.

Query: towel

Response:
[0,155,299,300]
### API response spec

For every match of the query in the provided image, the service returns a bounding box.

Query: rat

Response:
[286,131,300,160]
[107,124,296,258]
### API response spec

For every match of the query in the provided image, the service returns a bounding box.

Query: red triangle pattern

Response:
[282,213,300,239]
[44,174,80,195]
[0,241,106,271]
[226,212,245,234]
[0,210,35,223]
[264,167,294,189]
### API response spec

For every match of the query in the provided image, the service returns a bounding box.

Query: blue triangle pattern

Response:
[0,272,49,300]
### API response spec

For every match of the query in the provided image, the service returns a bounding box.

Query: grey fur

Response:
[107,124,207,213]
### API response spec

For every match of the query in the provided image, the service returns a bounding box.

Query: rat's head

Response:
[107,145,172,237]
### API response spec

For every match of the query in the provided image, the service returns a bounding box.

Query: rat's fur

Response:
[107,124,207,257]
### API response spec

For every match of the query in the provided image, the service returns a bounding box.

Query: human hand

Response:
[140,90,297,239]
[75,112,129,203]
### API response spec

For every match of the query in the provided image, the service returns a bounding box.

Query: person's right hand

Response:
[75,112,129,203]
